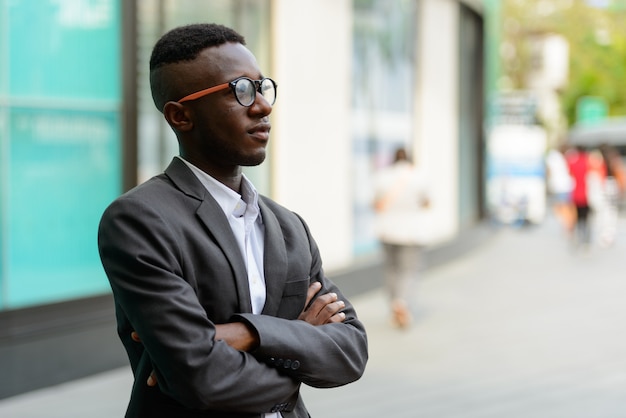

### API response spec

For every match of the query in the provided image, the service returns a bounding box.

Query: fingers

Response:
[304,281,322,308]
[321,298,346,324]
[147,370,157,387]
[299,288,347,325]
[312,291,339,312]
[321,297,346,324]
[328,311,346,323]
[130,332,157,387]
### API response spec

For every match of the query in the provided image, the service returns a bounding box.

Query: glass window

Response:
[352,0,419,255]
[0,0,122,309]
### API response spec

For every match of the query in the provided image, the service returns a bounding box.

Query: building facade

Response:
[0,0,485,397]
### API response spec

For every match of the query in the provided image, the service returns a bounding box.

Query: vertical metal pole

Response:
[156,0,169,170]
[122,0,138,192]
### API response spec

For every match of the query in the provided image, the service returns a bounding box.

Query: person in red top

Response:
[566,145,592,247]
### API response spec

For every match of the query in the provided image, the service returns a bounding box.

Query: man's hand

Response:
[298,281,346,325]
[130,331,158,387]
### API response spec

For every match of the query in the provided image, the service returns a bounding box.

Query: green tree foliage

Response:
[500,0,626,126]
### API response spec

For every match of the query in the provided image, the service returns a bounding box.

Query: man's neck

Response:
[179,154,242,192]
[218,174,243,193]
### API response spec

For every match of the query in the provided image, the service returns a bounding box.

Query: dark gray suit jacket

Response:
[98,158,368,417]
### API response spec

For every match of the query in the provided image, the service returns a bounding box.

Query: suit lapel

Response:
[259,198,288,316]
[164,158,252,313]
[195,200,252,313]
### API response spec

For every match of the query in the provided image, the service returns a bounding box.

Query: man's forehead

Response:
[159,43,262,92]
[197,42,259,70]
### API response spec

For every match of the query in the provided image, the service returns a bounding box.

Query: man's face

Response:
[176,42,273,170]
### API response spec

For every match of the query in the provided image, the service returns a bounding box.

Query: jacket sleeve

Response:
[98,196,300,412]
[235,214,369,388]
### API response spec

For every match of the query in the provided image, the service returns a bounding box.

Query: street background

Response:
[2,212,625,418]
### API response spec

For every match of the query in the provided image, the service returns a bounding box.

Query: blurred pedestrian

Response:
[566,145,592,248]
[545,145,575,234]
[595,144,624,247]
[373,147,430,328]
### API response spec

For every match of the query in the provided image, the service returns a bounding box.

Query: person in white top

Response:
[373,147,430,328]
[545,145,575,233]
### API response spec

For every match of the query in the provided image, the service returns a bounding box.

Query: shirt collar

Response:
[176,156,261,221]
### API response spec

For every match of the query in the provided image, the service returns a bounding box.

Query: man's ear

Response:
[163,101,193,132]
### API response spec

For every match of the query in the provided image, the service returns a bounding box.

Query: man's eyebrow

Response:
[239,72,265,80]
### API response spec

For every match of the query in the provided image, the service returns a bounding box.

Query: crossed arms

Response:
[134,281,347,387]
[98,191,368,413]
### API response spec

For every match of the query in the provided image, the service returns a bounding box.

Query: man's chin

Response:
[240,153,266,167]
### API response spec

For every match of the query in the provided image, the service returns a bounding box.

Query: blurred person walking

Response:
[594,144,625,247]
[373,147,430,328]
[566,145,593,249]
[545,145,575,234]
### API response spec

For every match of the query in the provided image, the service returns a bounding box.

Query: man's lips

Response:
[248,123,271,141]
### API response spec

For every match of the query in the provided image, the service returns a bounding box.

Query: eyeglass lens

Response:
[234,78,276,106]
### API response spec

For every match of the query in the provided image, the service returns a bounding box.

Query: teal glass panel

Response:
[0,115,6,311]
[1,0,122,309]
[0,1,5,96]
[6,107,120,307]
[8,0,120,100]
[1,1,9,310]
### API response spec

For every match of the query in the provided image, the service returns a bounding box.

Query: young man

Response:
[98,23,368,417]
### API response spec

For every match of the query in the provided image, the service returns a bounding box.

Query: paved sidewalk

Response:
[303,216,626,418]
[2,215,626,417]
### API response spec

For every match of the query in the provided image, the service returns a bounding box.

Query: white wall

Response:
[270,0,353,270]
[415,0,461,242]
[270,0,479,267]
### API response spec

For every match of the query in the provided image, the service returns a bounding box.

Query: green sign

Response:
[576,96,608,125]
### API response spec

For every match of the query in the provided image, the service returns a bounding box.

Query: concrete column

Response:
[415,0,460,241]
[270,0,353,269]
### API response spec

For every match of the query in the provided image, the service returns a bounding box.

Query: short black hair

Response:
[150,23,246,71]
[149,23,246,111]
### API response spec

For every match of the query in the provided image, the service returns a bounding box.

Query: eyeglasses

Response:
[177,77,277,107]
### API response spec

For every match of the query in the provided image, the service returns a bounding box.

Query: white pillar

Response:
[270,0,354,270]
[415,0,460,241]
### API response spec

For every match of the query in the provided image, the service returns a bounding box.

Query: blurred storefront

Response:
[0,0,485,397]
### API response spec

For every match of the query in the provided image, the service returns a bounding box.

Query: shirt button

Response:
[291,360,301,370]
